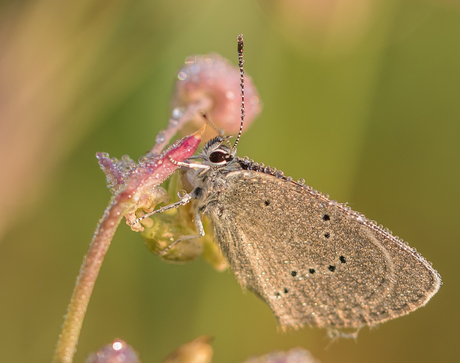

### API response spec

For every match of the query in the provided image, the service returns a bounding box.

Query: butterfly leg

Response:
[131,192,193,228]
[168,155,210,170]
[158,208,205,255]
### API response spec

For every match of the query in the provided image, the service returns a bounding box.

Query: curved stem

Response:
[53,128,203,362]
[150,97,212,155]
[53,198,128,363]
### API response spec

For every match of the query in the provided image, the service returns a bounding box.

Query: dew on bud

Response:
[86,339,140,363]
[243,348,319,363]
[155,131,166,144]
[150,51,262,156]
[138,156,149,165]
[171,53,262,140]
[172,107,185,119]
[177,71,187,81]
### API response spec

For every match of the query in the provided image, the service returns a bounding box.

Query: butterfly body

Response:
[184,137,442,330]
[136,35,441,332]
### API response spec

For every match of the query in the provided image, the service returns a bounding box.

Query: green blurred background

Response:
[0,0,458,362]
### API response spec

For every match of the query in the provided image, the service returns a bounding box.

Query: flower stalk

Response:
[53,199,127,363]
[53,129,204,363]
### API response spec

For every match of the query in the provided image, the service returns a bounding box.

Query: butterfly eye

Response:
[209,151,230,164]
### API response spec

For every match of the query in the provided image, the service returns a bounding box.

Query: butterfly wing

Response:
[204,170,441,329]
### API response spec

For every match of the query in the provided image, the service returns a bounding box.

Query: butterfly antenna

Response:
[200,111,223,136]
[232,34,245,151]
[200,111,233,148]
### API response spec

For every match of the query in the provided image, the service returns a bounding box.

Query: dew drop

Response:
[156,131,166,144]
[112,341,123,351]
[138,156,149,164]
[172,107,185,119]
[177,71,187,81]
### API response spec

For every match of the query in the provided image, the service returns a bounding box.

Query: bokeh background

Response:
[0,0,459,362]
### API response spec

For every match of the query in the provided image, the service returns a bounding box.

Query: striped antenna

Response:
[232,34,245,151]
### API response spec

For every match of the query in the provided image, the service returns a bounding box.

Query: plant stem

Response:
[150,98,211,155]
[53,198,128,363]
[53,128,204,362]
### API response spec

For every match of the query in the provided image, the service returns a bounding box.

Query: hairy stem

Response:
[53,198,128,363]
[150,98,212,155]
[53,129,203,363]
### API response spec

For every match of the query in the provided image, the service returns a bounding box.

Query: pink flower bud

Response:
[171,53,262,140]
[86,339,140,363]
[243,348,319,363]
